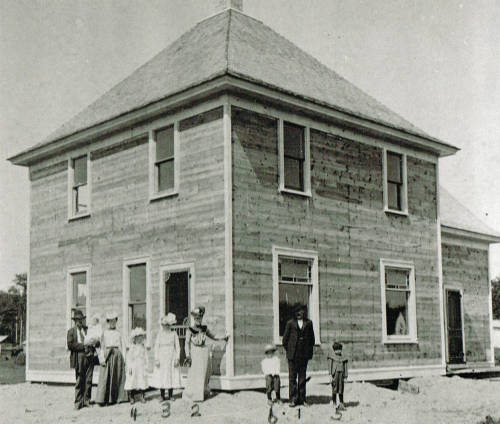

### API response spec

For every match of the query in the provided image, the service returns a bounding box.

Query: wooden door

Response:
[446,289,465,364]
[164,270,190,368]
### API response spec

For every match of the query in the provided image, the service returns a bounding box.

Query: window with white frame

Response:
[150,124,178,198]
[383,150,407,214]
[380,259,417,343]
[272,247,319,344]
[69,155,90,217]
[66,266,90,329]
[127,263,147,332]
[279,120,311,195]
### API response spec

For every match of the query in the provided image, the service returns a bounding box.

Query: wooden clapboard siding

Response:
[441,234,491,363]
[28,106,226,373]
[231,106,441,376]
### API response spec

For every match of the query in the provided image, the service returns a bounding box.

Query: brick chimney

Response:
[216,0,243,12]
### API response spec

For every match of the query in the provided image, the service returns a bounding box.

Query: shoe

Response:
[140,395,146,404]
[289,401,298,408]
[130,397,135,405]
[337,403,346,411]
[303,401,311,407]
[74,404,82,411]
[83,401,90,408]
[267,399,273,406]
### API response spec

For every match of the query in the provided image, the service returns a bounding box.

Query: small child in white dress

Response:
[124,327,149,404]
[151,313,181,400]
[84,314,102,361]
[261,344,281,405]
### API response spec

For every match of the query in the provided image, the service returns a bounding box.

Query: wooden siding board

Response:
[232,107,441,375]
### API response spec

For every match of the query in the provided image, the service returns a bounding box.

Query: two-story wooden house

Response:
[8,1,500,389]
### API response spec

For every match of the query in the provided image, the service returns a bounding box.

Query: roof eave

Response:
[8,74,458,167]
[441,224,500,244]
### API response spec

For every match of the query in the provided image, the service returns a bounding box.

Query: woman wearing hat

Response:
[151,313,182,400]
[182,306,229,402]
[95,312,128,406]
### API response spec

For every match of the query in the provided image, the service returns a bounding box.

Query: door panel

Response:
[447,290,464,364]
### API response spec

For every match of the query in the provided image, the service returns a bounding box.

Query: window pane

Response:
[284,157,304,191]
[157,160,175,192]
[284,122,305,159]
[73,156,87,185]
[387,182,401,210]
[387,152,402,183]
[280,258,310,282]
[385,268,409,290]
[131,303,147,331]
[156,126,174,161]
[386,289,409,336]
[72,272,86,308]
[279,283,310,336]
[129,264,146,303]
[74,184,89,214]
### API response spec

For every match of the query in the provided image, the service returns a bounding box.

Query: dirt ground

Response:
[0,375,499,424]
[0,355,25,385]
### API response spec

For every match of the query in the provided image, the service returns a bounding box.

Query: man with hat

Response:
[67,309,95,410]
[282,304,315,407]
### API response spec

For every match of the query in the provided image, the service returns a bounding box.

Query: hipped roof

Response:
[440,187,500,242]
[10,9,457,164]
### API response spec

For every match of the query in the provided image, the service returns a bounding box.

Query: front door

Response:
[446,289,465,364]
[164,270,190,368]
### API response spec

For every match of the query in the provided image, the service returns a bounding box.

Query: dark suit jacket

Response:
[282,318,315,361]
[67,326,86,369]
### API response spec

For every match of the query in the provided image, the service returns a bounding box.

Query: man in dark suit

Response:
[282,304,315,407]
[67,309,94,410]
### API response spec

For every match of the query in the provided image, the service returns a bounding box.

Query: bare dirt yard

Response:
[0,375,499,424]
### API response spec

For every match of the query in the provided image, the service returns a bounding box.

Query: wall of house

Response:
[28,106,227,374]
[441,233,491,363]
[231,106,442,376]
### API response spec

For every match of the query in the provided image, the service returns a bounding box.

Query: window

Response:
[123,259,150,341]
[380,259,417,343]
[69,154,90,218]
[383,150,407,214]
[66,266,90,329]
[150,123,178,199]
[279,120,311,196]
[272,246,319,344]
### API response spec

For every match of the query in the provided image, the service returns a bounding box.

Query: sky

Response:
[1,0,500,291]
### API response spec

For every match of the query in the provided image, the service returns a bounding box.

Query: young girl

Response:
[151,313,181,400]
[95,312,128,405]
[124,327,149,404]
[328,341,348,411]
[84,313,102,360]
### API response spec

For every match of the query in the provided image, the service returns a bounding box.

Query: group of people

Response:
[262,304,348,410]
[67,303,347,412]
[67,305,228,410]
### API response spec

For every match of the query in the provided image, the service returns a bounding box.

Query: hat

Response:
[130,327,146,339]
[294,304,306,314]
[72,310,86,320]
[106,311,118,321]
[190,306,205,318]
[264,344,277,354]
[332,342,343,350]
[160,313,177,326]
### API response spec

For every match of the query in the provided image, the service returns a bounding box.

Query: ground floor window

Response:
[272,246,320,345]
[123,259,150,342]
[380,259,417,343]
[66,265,90,329]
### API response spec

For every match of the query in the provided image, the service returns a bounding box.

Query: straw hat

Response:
[72,310,85,320]
[190,306,205,318]
[106,311,118,321]
[264,344,277,354]
[130,327,146,340]
[160,313,177,326]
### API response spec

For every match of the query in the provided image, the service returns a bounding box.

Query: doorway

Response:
[446,288,465,364]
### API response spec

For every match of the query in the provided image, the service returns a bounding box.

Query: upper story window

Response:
[384,149,407,214]
[380,259,417,344]
[68,154,90,220]
[150,123,179,200]
[279,120,311,197]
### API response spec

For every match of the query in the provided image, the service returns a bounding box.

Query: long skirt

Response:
[331,371,345,394]
[95,348,128,405]
[150,345,182,389]
[182,345,211,402]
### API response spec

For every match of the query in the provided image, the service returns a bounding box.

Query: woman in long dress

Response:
[95,312,128,405]
[182,306,229,402]
[151,313,182,400]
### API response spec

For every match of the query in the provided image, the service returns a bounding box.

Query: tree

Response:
[492,276,500,320]
[0,273,27,344]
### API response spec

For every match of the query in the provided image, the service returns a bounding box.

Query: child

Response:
[124,327,149,404]
[84,313,102,361]
[151,313,182,400]
[328,341,348,411]
[261,344,281,405]
[95,312,128,406]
